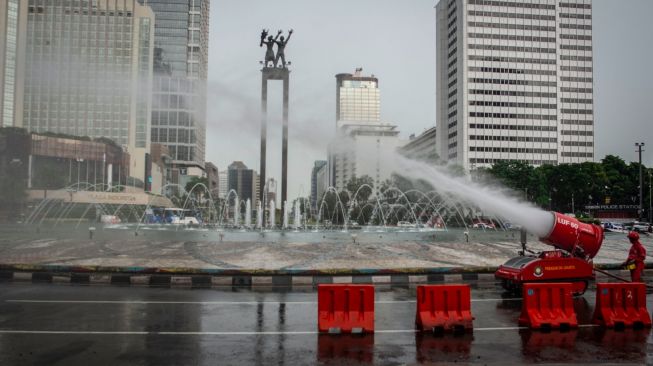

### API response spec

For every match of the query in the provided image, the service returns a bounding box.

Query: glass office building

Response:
[22,0,154,182]
[310,160,327,210]
[329,69,404,192]
[24,0,154,149]
[140,0,209,166]
[335,69,380,125]
[227,161,258,206]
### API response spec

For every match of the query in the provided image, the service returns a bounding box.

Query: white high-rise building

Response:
[218,170,227,199]
[330,123,404,193]
[436,0,594,169]
[328,69,405,193]
[0,0,27,128]
[336,68,380,125]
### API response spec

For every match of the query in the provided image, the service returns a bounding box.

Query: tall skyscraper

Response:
[141,0,209,168]
[22,0,155,183]
[336,68,380,125]
[217,169,227,199]
[328,69,405,192]
[266,177,277,205]
[0,0,27,128]
[227,161,257,205]
[436,0,594,169]
[310,160,327,210]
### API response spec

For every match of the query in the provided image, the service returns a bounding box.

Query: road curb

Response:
[0,262,642,276]
[0,264,646,289]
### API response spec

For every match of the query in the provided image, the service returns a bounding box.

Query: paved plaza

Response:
[0,224,646,271]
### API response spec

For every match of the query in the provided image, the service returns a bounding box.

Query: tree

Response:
[602,155,631,204]
[482,156,649,216]
[487,160,544,202]
[446,164,466,178]
[316,189,348,225]
[185,176,209,198]
[346,175,374,204]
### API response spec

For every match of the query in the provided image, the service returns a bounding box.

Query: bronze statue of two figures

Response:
[260,29,292,68]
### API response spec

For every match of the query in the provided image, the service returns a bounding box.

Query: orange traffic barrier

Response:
[592,282,651,329]
[519,283,578,330]
[415,284,473,333]
[318,284,374,333]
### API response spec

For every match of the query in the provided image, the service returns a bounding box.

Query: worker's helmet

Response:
[627,231,640,241]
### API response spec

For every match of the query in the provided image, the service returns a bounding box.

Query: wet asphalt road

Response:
[0,282,651,365]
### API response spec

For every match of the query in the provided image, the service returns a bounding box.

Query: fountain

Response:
[22,180,476,234]
[269,200,276,229]
[256,201,263,230]
[293,200,301,231]
[282,200,289,229]
[245,199,252,228]
[22,154,521,239]
[233,198,239,227]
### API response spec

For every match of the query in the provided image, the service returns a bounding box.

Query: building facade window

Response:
[2,0,20,126]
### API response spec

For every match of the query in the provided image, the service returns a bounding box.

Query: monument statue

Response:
[260,28,293,68]
[274,29,292,68]
[258,28,292,217]
[260,29,280,68]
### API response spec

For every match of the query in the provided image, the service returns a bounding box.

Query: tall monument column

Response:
[281,73,289,211]
[259,29,292,217]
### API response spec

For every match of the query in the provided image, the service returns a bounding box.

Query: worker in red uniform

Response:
[622,231,646,282]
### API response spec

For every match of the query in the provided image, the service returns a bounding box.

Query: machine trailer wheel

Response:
[500,280,521,295]
[572,280,589,296]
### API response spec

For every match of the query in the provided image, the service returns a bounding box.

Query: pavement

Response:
[0,224,647,274]
[0,282,651,365]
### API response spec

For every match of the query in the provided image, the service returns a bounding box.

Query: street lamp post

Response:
[649,170,652,224]
[76,158,82,190]
[636,142,645,221]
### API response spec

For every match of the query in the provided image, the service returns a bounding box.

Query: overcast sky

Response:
[206,0,653,199]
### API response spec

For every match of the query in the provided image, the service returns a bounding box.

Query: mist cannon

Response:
[541,212,603,259]
[495,212,604,295]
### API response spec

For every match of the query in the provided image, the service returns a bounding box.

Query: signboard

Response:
[585,204,639,210]
[28,190,174,207]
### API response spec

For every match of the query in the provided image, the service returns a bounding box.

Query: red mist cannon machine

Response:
[495,212,604,295]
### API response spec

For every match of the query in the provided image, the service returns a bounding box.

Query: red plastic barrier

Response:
[592,282,651,329]
[519,283,578,330]
[415,285,473,332]
[318,284,374,333]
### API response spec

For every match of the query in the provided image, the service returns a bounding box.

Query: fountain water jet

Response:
[256,201,263,229]
[269,200,276,229]
[233,198,239,227]
[293,200,301,231]
[282,200,289,229]
[245,199,252,228]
